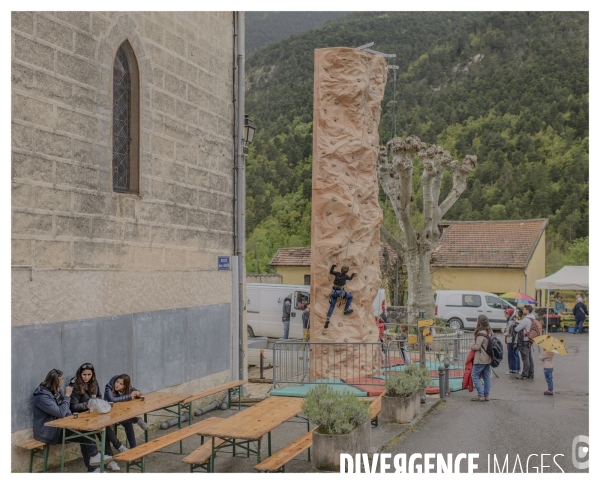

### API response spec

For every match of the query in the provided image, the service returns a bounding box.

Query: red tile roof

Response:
[269,244,399,267]
[432,219,548,269]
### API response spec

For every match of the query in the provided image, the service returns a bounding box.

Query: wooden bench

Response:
[369,394,383,427]
[181,380,245,422]
[254,427,317,473]
[114,417,224,472]
[17,439,49,473]
[182,437,227,472]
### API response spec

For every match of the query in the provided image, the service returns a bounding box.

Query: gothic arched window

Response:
[112,41,139,193]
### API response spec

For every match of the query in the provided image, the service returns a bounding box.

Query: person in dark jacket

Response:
[302,303,310,341]
[281,294,292,340]
[572,296,589,334]
[325,263,357,328]
[70,363,125,470]
[104,374,147,448]
[33,369,108,472]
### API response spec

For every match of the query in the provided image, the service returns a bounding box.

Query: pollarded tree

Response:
[377,136,477,324]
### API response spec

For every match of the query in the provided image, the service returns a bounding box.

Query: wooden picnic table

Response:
[46,391,191,472]
[196,396,306,472]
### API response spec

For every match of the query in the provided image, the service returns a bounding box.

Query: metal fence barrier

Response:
[272,326,475,389]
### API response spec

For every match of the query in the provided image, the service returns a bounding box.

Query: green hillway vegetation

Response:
[244,12,589,275]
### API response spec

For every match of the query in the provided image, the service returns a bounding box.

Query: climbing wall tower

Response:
[310,47,387,379]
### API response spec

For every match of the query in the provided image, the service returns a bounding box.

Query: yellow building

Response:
[431,219,548,298]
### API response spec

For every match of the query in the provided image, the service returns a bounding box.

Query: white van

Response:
[247,283,387,339]
[434,290,516,330]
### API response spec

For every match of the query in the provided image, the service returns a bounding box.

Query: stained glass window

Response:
[113,43,137,192]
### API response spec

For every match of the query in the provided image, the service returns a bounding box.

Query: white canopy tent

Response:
[535,266,589,332]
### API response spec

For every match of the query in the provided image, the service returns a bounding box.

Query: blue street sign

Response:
[218,256,231,270]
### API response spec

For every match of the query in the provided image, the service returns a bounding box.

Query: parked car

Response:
[247,283,387,339]
[434,290,516,330]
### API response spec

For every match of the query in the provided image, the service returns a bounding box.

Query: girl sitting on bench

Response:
[104,374,147,448]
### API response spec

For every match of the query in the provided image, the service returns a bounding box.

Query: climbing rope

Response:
[343,52,374,266]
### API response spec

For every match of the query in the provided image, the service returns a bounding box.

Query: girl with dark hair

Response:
[69,363,126,470]
[33,368,109,472]
[470,315,493,402]
[104,374,147,448]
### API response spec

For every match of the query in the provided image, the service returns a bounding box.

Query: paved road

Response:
[384,333,589,473]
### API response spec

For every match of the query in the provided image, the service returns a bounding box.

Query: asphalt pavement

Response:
[383,332,589,473]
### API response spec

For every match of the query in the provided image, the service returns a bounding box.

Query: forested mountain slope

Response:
[244,12,589,274]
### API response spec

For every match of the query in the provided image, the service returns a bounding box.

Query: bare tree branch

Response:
[438,155,477,219]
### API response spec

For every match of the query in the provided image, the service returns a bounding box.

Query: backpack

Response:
[482,333,504,368]
[526,318,544,340]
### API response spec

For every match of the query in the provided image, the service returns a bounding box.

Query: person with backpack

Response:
[502,308,521,375]
[514,305,537,380]
[470,315,494,402]
[572,296,588,334]
[324,263,357,328]
[281,294,292,339]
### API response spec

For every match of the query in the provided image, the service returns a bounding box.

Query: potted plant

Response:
[403,364,432,412]
[381,371,420,423]
[301,385,371,472]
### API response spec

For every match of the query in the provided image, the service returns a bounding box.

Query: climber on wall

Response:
[325,263,357,328]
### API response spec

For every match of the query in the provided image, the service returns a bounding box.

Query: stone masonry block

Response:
[151,134,175,158]
[150,180,175,203]
[55,214,92,238]
[150,226,177,245]
[72,84,96,114]
[135,246,164,269]
[91,14,112,38]
[173,183,198,207]
[14,34,55,71]
[153,90,176,116]
[174,17,197,43]
[55,162,98,190]
[164,30,186,57]
[12,123,35,151]
[144,18,164,44]
[174,142,197,165]
[187,209,209,229]
[73,241,108,268]
[186,166,210,189]
[198,190,217,211]
[176,100,198,125]
[185,249,212,270]
[146,43,176,72]
[34,186,72,212]
[176,58,198,84]
[34,240,73,269]
[164,73,187,100]
[57,107,98,138]
[74,32,96,58]
[105,196,136,220]
[164,248,188,268]
[177,227,204,248]
[106,242,135,269]
[72,139,94,164]
[124,222,150,243]
[35,15,74,51]
[33,70,73,105]
[164,204,187,226]
[56,51,99,88]
[12,153,54,184]
[11,62,35,91]
[91,218,123,241]
[152,159,187,184]
[12,182,33,209]
[12,11,34,34]
[11,238,32,265]
[12,211,53,236]
[12,94,54,128]
[55,11,91,33]
[164,116,189,142]
[187,84,210,110]
[72,192,106,215]
[35,129,73,159]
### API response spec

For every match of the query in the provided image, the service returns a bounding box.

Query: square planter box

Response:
[313,418,371,472]
[381,393,417,424]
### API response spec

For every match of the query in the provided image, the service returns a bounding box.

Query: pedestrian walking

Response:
[302,303,310,341]
[502,308,521,375]
[539,350,554,396]
[572,296,588,334]
[514,305,536,380]
[470,315,493,402]
[376,316,386,364]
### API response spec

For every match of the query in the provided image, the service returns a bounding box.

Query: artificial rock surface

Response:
[310,47,387,378]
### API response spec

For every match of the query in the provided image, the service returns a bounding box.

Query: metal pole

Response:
[444,361,450,396]
[235,11,246,389]
[419,311,426,403]
[260,349,264,380]
[438,365,446,402]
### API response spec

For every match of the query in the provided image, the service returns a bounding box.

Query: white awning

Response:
[535,266,589,291]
